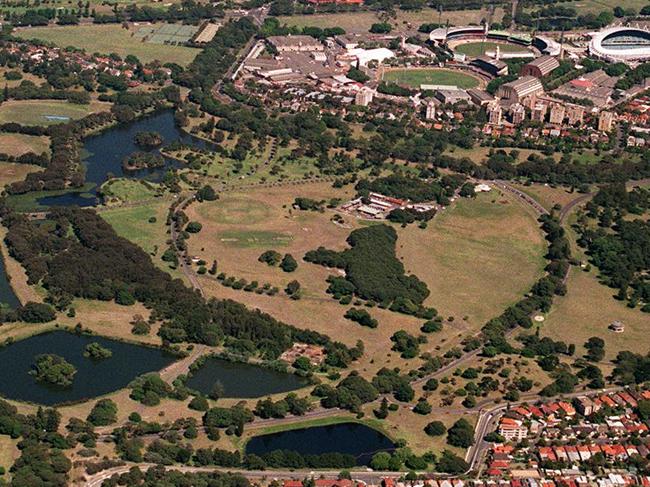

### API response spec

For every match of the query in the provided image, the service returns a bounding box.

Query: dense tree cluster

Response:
[314,371,378,412]
[356,173,445,203]
[305,224,431,309]
[29,353,77,387]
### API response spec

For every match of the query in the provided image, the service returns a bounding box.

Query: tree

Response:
[370,451,391,470]
[637,399,650,420]
[437,450,469,474]
[87,399,118,426]
[280,254,298,272]
[258,250,282,266]
[17,302,56,323]
[447,418,474,448]
[424,421,446,436]
[189,395,210,411]
[186,222,203,233]
[413,399,432,415]
[83,342,112,360]
[29,354,77,387]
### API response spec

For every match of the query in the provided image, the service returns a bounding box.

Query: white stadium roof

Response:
[589,25,650,64]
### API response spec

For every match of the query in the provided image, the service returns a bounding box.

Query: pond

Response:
[246,422,396,465]
[0,330,176,405]
[0,256,19,309]
[185,357,309,398]
[39,110,210,207]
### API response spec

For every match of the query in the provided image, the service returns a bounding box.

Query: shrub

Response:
[87,399,118,426]
[424,421,446,436]
[280,254,298,272]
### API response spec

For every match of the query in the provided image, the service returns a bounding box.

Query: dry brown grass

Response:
[0,134,50,158]
[278,8,504,34]
[399,190,547,329]
[0,161,41,191]
[0,435,19,477]
[0,226,43,305]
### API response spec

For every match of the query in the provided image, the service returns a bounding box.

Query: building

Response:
[471,55,509,77]
[598,110,614,132]
[497,76,544,102]
[589,25,650,65]
[425,100,436,120]
[468,88,495,107]
[355,87,374,107]
[267,35,324,52]
[499,418,528,441]
[552,70,615,107]
[521,55,561,78]
[566,104,585,125]
[488,102,503,125]
[532,102,548,122]
[609,320,625,333]
[434,88,471,105]
[510,103,526,125]
[549,103,566,125]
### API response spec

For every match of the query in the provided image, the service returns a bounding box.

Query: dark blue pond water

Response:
[0,330,176,405]
[245,423,397,465]
[38,110,209,207]
[0,256,19,309]
[186,357,309,398]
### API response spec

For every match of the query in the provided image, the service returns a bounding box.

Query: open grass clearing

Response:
[0,68,45,88]
[454,41,533,57]
[542,266,650,360]
[0,436,19,477]
[0,134,50,157]
[443,146,555,164]
[398,190,547,329]
[277,8,504,34]
[0,99,109,126]
[100,200,187,282]
[530,0,647,14]
[0,161,41,191]
[100,178,164,205]
[15,24,199,66]
[382,68,480,89]
[512,183,583,213]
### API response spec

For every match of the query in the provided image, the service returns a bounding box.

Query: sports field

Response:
[454,41,532,57]
[0,100,109,126]
[16,24,199,66]
[134,23,199,45]
[383,68,480,89]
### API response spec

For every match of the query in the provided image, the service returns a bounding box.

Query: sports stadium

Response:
[429,25,538,60]
[589,26,650,64]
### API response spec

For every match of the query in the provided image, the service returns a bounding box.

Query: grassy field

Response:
[454,41,532,57]
[444,146,554,164]
[513,184,583,213]
[278,8,504,34]
[535,0,647,14]
[0,133,50,157]
[399,190,547,327]
[0,100,109,126]
[0,162,41,191]
[15,24,199,66]
[0,436,19,477]
[99,200,186,282]
[382,68,480,89]
[100,178,164,205]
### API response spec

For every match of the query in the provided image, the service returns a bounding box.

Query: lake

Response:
[245,422,397,465]
[0,330,176,405]
[39,110,209,207]
[185,357,309,398]
[0,256,19,309]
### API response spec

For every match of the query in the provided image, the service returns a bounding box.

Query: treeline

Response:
[355,173,445,203]
[305,224,432,310]
[1,207,360,366]
[100,465,250,487]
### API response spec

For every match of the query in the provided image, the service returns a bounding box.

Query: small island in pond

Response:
[122,151,165,172]
[134,130,164,149]
[84,342,113,360]
[29,354,77,387]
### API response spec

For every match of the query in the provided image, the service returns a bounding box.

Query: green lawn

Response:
[100,178,163,204]
[0,100,107,126]
[454,41,532,57]
[16,24,199,66]
[538,0,647,14]
[383,68,480,89]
